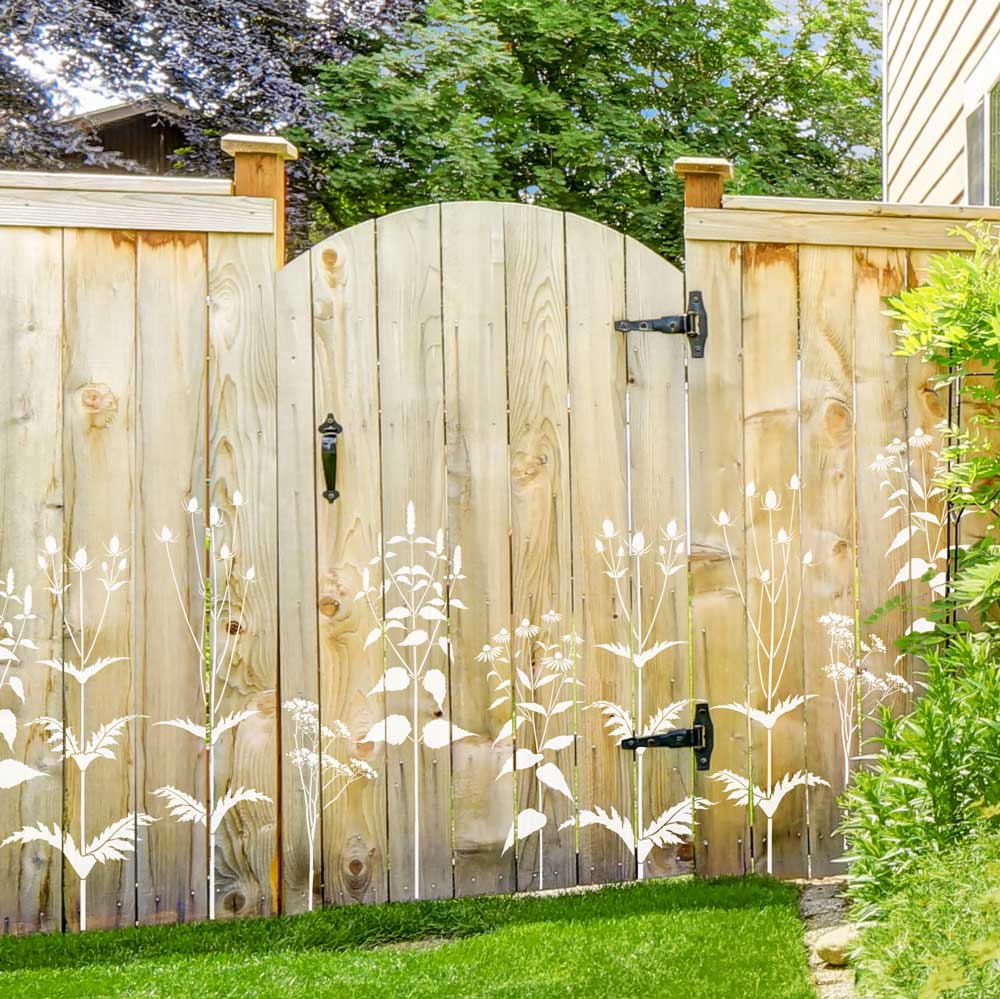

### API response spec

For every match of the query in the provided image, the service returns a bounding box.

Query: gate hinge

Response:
[620,701,714,771]
[614,291,708,358]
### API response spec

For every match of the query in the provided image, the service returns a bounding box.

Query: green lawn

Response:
[0,877,814,999]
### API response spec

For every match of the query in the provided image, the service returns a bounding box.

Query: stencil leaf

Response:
[502,808,547,854]
[362,714,411,745]
[0,758,46,789]
[422,668,447,711]
[0,708,15,751]
[211,788,271,833]
[153,786,207,826]
[421,718,475,749]
[536,762,573,801]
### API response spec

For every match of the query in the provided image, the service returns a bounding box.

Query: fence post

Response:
[673,157,734,209]
[221,133,299,267]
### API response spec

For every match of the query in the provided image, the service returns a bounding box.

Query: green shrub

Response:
[840,634,1000,918]
[856,825,1000,999]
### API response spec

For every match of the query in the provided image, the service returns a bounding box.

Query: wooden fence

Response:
[1,146,998,935]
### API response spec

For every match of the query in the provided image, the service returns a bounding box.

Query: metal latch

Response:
[620,701,714,771]
[614,290,708,358]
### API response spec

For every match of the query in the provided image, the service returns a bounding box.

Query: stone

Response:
[812,924,862,967]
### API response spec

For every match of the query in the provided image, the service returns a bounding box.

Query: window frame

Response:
[964,50,1000,207]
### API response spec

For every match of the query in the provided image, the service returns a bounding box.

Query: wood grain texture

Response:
[62,228,137,931]
[686,239,749,877]
[207,232,279,918]
[0,191,273,234]
[565,214,630,887]
[623,237,690,880]
[854,249,909,753]
[440,202,515,898]
[0,227,64,935]
[686,209,981,252]
[722,195,1000,223]
[376,206,451,902]
[311,223,387,906]
[798,246,856,875]
[134,232,210,925]
[742,243,806,878]
[275,251,320,913]
[504,204,575,893]
[0,171,232,195]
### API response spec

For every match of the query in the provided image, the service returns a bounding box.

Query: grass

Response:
[0,877,815,999]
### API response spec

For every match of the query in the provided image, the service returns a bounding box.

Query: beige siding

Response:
[885,0,1000,205]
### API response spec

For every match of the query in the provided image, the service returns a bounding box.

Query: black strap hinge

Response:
[619,701,714,771]
[614,290,708,358]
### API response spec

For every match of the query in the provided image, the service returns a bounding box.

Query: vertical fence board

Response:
[311,224,387,907]
[623,237,690,880]
[854,249,909,755]
[503,204,575,893]
[441,202,514,898]
[377,206,451,902]
[62,228,137,931]
[742,243,805,877]
[134,232,209,925]
[0,227,64,935]
[207,232,279,919]
[686,239,748,877]
[275,251,320,913]
[904,250,948,682]
[799,245,856,874]
[566,216,631,887]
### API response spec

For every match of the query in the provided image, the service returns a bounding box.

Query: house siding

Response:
[884,0,1000,205]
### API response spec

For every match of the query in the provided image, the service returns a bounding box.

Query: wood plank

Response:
[721,195,1000,223]
[61,228,138,931]
[275,251,320,913]
[376,206,451,902]
[742,243,807,878]
[0,171,232,196]
[904,250,949,692]
[310,224,387,906]
[686,209,981,251]
[623,237,691,880]
[504,204,575,892]
[854,249,910,755]
[440,202,515,898]
[0,191,273,234]
[566,214,631,887]
[0,227,64,935]
[798,246,856,874]
[686,239,749,877]
[134,233,210,926]
[207,233,279,919]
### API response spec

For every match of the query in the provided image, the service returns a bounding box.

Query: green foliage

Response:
[856,826,1000,999]
[0,877,814,999]
[840,635,1000,919]
[299,0,881,261]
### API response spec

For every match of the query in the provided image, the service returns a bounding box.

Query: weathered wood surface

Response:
[798,246,856,875]
[624,237,690,880]
[0,190,273,234]
[566,215,630,887]
[207,232,279,919]
[0,227,64,935]
[311,223,387,907]
[440,203,515,898]
[741,243,806,877]
[134,232,209,925]
[503,204,575,893]
[376,206,451,902]
[0,171,232,196]
[687,239,749,877]
[275,250,319,914]
[61,228,137,932]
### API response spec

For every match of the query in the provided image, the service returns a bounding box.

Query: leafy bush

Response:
[856,825,1000,999]
[840,635,1000,918]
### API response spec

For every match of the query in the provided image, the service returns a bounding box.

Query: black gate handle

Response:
[318,414,343,503]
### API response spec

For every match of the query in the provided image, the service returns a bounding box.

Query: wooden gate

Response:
[276,202,692,910]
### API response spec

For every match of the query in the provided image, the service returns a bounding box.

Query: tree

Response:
[300,0,881,261]
[0,0,422,248]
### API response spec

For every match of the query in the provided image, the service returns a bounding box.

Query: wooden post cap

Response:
[221,134,299,161]
[673,157,734,210]
[673,156,734,180]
